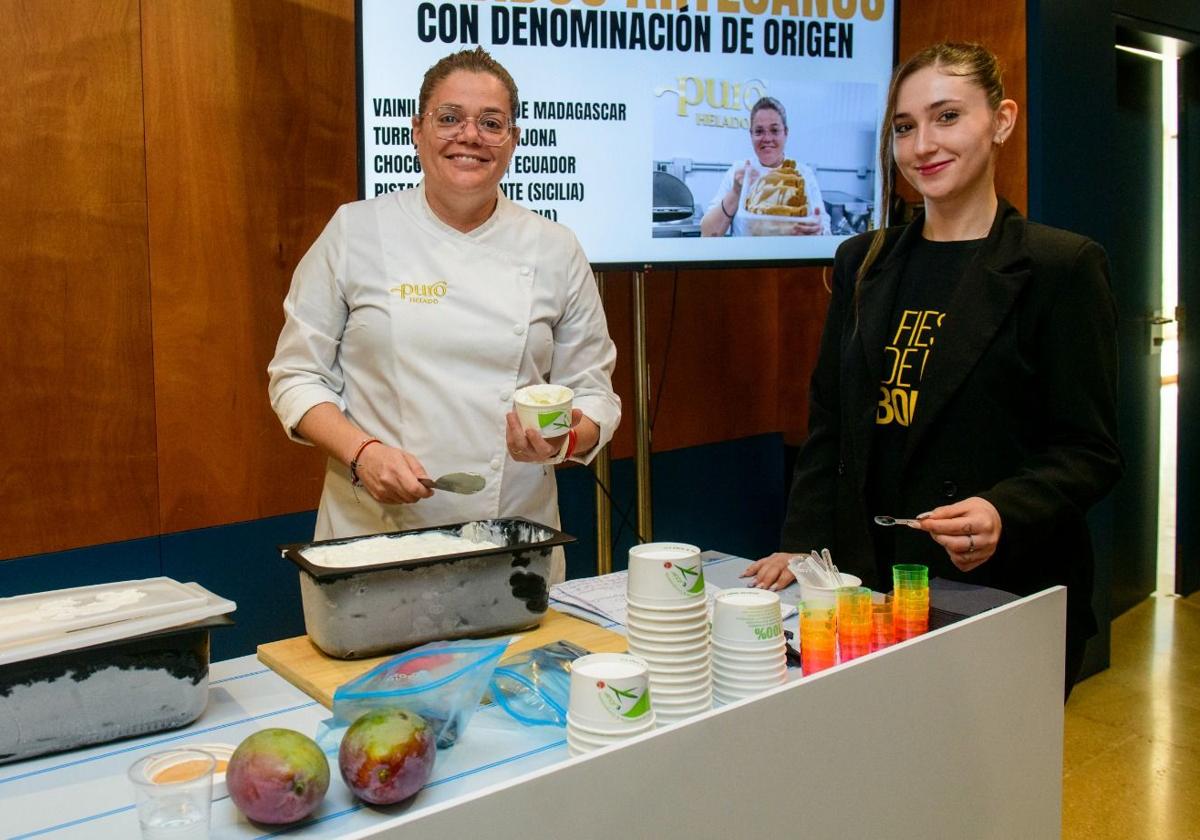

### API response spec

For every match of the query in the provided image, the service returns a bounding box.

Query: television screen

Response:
[359,0,896,268]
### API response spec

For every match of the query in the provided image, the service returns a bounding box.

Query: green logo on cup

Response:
[665,562,706,595]
[599,684,650,720]
[538,410,569,433]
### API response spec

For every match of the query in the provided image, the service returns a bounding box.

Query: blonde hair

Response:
[857,42,1006,284]
[418,47,520,121]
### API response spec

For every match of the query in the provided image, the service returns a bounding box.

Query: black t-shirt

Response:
[869,236,984,575]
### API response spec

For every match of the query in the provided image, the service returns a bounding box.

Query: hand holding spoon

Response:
[874,515,923,529]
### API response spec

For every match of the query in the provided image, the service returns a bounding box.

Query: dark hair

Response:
[857,42,1006,284]
[749,96,787,131]
[418,47,520,122]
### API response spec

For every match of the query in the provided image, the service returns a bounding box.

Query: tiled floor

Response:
[1063,590,1200,838]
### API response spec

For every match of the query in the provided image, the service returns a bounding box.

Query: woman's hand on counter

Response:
[917,497,1002,572]
[355,444,434,504]
[740,552,797,591]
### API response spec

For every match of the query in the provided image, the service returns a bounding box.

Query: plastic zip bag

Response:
[317,638,508,750]
[489,640,590,728]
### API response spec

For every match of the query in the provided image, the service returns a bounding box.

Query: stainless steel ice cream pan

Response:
[281,518,575,660]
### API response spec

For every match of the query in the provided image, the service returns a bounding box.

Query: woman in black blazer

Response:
[744,42,1122,696]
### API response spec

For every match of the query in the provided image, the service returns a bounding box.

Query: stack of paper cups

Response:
[710,589,787,704]
[566,653,656,756]
[892,564,930,641]
[835,586,873,662]
[624,542,712,725]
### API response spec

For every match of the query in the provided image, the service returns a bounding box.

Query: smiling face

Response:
[412,70,517,213]
[750,107,788,168]
[891,65,1010,207]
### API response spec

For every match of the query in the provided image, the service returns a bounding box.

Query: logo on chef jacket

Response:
[390,280,448,305]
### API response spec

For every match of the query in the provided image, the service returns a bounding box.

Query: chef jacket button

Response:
[500,389,512,401]
[513,324,526,335]
[837,460,845,476]
[490,458,501,471]
[942,481,957,498]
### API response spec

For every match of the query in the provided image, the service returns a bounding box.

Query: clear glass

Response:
[128,749,215,840]
[424,105,513,146]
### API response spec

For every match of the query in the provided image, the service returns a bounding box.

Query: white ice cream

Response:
[514,384,572,406]
[302,532,502,569]
[0,588,147,628]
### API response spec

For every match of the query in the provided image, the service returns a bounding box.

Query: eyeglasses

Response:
[751,126,785,139]
[423,105,514,146]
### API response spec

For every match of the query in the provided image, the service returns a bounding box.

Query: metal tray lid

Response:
[0,580,236,667]
[280,516,576,581]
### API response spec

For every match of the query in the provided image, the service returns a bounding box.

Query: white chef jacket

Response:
[706,160,831,236]
[268,184,621,582]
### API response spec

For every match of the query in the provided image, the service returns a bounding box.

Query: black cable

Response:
[649,270,679,432]
[587,464,647,548]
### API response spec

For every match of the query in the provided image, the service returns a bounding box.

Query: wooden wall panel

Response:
[0,0,157,561]
[897,2,1029,212]
[142,0,358,532]
[601,267,829,459]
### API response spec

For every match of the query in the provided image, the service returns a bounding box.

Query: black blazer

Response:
[781,199,1122,642]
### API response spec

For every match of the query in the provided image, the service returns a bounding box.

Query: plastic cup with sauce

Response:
[128,748,216,839]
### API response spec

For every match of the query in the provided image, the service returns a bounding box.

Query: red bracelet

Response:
[564,428,578,460]
[349,437,380,486]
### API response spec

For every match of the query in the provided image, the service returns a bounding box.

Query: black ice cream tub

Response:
[0,614,233,765]
[281,518,576,660]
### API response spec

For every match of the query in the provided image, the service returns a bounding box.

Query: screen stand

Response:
[592,271,613,575]
[632,269,653,543]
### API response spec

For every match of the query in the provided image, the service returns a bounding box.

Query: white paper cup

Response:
[627,636,710,659]
[569,652,653,727]
[711,656,786,679]
[649,665,712,686]
[627,543,707,603]
[798,572,863,608]
[711,589,784,646]
[625,601,709,623]
[514,384,574,437]
[567,712,655,738]
[624,628,705,648]
[626,594,709,613]
[640,652,711,674]
[711,637,787,656]
[712,668,787,690]
[626,619,710,641]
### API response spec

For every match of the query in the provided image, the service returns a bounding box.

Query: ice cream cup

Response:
[626,622,709,645]
[567,712,655,739]
[625,595,709,614]
[798,572,863,608]
[711,588,784,646]
[626,610,709,631]
[713,671,786,692]
[513,384,574,438]
[568,652,654,728]
[627,543,707,603]
[625,603,710,627]
[649,665,712,686]
[626,636,710,659]
[639,651,711,674]
[710,634,786,655]
[711,655,787,678]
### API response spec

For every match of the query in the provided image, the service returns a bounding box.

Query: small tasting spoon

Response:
[873,515,923,528]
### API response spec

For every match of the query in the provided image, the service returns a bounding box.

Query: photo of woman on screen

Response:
[700,96,831,237]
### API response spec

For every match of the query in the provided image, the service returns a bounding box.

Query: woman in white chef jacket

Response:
[699,96,831,237]
[267,48,620,584]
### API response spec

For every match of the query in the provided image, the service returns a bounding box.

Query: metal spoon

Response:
[874,515,923,528]
[418,472,486,495]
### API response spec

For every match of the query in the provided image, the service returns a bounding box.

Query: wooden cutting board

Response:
[257,609,627,708]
